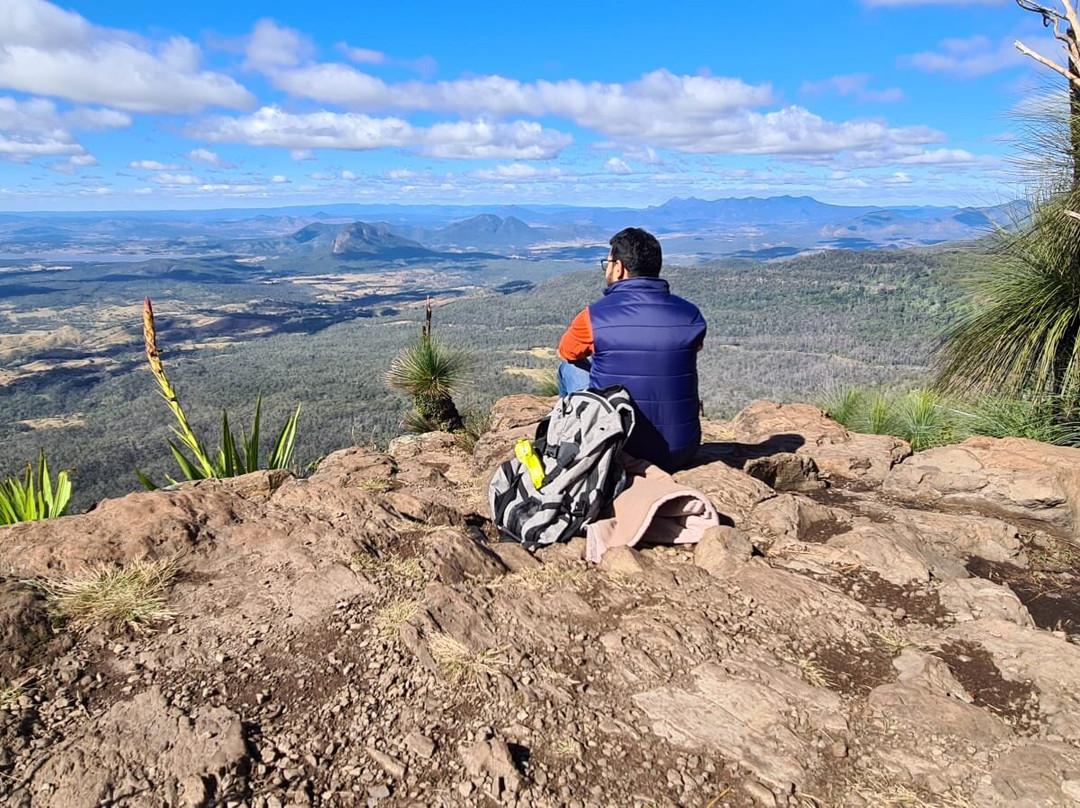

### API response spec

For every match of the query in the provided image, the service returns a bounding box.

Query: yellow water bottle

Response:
[514,439,546,490]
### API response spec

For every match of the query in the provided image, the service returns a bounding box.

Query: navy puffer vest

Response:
[588,277,706,470]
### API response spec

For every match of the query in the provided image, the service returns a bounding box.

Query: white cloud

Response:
[897,148,980,165]
[64,107,132,130]
[466,163,563,180]
[605,157,631,174]
[626,105,942,157]
[336,43,387,65]
[258,63,944,158]
[290,149,315,162]
[187,148,232,168]
[801,74,905,103]
[271,174,289,183]
[152,172,201,185]
[46,153,97,173]
[0,95,126,163]
[244,19,313,70]
[0,0,254,112]
[340,170,357,181]
[190,107,572,159]
[268,66,773,124]
[906,34,1053,78]
[423,120,571,159]
[129,159,188,171]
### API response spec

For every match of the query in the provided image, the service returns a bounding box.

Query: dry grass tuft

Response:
[552,737,583,758]
[779,652,833,689]
[389,517,464,537]
[428,632,504,686]
[874,629,914,656]
[0,675,32,708]
[349,551,426,586]
[489,562,584,593]
[37,556,178,633]
[844,780,974,808]
[375,599,419,636]
[353,477,393,493]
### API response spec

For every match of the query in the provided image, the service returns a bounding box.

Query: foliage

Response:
[0,450,72,525]
[386,315,471,433]
[454,409,494,453]
[1,247,964,509]
[893,389,954,452]
[533,368,560,397]
[822,384,1080,450]
[936,192,1080,406]
[821,386,955,451]
[819,386,865,428]
[35,556,178,634]
[962,394,1080,445]
[139,298,301,488]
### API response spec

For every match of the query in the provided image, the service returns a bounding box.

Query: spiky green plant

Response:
[0,451,72,525]
[858,391,899,436]
[962,394,1080,445]
[819,385,865,429]
[936,191,1080,407]
[534,368,560,398]
[386,333,470,433]
[139,298,301,488]
[894,389,952,452]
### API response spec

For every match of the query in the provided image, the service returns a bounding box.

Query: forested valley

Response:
[0,246,976,510]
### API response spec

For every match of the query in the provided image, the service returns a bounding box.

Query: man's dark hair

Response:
[610,227,662,278]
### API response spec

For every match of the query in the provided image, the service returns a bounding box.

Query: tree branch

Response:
[1017,0,1066,26]
[1062,0,1080,52]
[1016,39,1080,86]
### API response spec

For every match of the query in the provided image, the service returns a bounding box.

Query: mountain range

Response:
[0,195,1020,262]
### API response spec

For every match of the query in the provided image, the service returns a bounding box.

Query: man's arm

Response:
[558,308,593,360]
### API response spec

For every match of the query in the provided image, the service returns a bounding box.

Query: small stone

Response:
[404,731,436,759]
[367,783,390,800]
[458,781,474,797]
[743,780,777,807]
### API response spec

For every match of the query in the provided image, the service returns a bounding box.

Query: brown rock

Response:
[599,546,645,576]
[694,526,753,577]
[27,688,247,807]
[633,655,847,791]
[883,437,1080,537]
[460,736,522,797]
[730,400,910,485]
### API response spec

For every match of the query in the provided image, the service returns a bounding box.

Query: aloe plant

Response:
[0,451,73,525]
[139,298,301,488]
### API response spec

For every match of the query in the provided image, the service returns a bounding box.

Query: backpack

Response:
[488,386,636,547]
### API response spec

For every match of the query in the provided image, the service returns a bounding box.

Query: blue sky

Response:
[0,0,1067,210]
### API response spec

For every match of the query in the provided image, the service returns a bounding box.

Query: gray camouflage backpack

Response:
[488,386,636,547]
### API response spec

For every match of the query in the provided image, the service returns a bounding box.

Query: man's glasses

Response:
[600,258,612,272]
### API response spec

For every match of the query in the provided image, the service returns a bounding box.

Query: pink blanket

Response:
[585,456,720,563]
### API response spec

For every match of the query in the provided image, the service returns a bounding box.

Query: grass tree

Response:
[935,1,1080,411]
[386,300,470,433]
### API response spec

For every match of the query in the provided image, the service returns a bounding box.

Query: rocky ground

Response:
[1,395,1080,807]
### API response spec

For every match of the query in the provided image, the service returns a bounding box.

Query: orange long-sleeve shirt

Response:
[557,308,593,360]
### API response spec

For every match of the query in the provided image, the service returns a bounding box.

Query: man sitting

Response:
[557,227,706,472]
